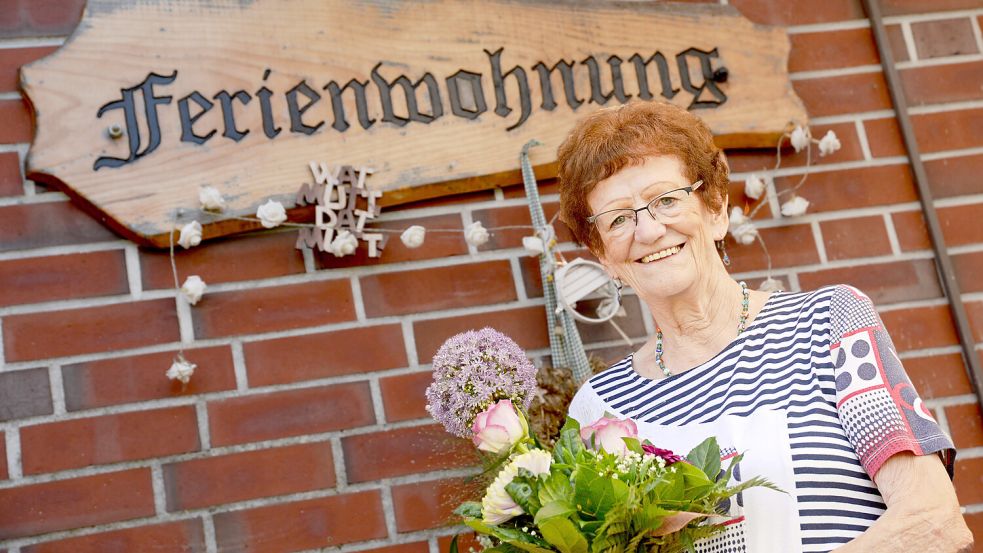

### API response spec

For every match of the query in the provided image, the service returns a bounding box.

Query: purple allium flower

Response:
[425,328,538,438]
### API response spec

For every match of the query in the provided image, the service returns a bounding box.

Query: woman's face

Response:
[586,155,728,301]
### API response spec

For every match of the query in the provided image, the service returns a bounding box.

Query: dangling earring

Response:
[717,240,731,266]
[613,277,623,304]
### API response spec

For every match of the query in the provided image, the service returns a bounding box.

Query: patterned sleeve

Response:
[829,285,955,479]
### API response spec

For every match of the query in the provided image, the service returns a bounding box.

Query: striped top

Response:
[569,285,955,553]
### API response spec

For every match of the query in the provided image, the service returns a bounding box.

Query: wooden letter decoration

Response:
[21,0,807,247]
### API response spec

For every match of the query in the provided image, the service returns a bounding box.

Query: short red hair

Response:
[557,101,729,254]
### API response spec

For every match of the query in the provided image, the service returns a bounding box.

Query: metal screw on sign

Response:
[107,124,123,139]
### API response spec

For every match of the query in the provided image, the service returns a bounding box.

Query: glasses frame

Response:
[586,180,704,230]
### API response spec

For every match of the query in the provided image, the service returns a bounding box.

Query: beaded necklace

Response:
[654,281,749,378]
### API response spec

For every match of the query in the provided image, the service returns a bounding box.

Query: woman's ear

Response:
[710,195,730,242]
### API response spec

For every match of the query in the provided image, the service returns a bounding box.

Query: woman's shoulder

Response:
[567,355,633,424]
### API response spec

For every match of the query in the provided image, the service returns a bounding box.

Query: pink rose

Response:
[472,399,527,454]
[580,415,638,456]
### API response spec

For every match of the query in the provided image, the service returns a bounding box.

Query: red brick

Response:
[912,109,983,154]
[0,367,52,421]
[140,231,306,290]
[729,0,864,25]
[881,305,959,352]
[61,346,236,410]
[342,424,476,483]
[0,468,154,540]
[881,0,983,16]
[0,99,31,144]
[361,261,517,317]
[208,382,375,446]
[820,216,893,261]
[360,543,430,553]
[798,259,942,305]
[726,224,821,274]
[947,403,983,450]
[0,250,128,307]
[792,72,892,118]
[21,520,206,553]
[885,24,910,63]
[954,251,983,294]
[3,298,180,362]
[414,305,550,362]
[471,202,575,251]
[315,213,469,270]
[774,165,918,214]
[892,210,931,252]
[380,371,433,422]
[0,432,6,479]
[213,490,387,552]
[0,152,22,196]
[0,201,117,253]
[163,442,335,511]
[966,511,983,551]
[726,123,864,173]
[969,301,983,343]
[519,246,595,299]
[245,324,406,386]
[901,61,983,107]
[191,279,354,339]
[925,154,983,198]
[0,0,85,38]
[911,18,979,59]
[903,353,974,400]
[392,477,484,532]
[864,118,906,159]
[0,46,57,93]
[940,203,983,247]
[20,405,199,475]
[953,456,983,505]
[789,28,880,73]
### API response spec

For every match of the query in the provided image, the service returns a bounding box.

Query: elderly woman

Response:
[559,102,972,553]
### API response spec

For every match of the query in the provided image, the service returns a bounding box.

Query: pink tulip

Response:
[472,399,526,454]
[580,415,638,456]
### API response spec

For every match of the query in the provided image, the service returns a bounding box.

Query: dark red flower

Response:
[641,444,685,465]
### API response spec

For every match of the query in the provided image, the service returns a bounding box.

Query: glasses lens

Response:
[596,209,636,236]
[648,189,690,220]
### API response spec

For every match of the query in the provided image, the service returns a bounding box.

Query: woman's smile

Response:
[637,243,684,263]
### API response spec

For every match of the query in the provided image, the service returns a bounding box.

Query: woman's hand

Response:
[831,452,973,552]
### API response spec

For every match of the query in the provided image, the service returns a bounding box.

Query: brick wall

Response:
[0,0,981,551]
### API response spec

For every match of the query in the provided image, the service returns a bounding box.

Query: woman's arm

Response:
[832,452,973,552]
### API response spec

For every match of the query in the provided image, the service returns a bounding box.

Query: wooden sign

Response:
[21,0,807,248]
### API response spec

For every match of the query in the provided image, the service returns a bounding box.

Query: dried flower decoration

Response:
[199,186,226,212]
[177,221,202,249]
[818,130,842,156]
[790,125,811,153]
[256,199,287,228]
[744,173,766,200]
[400,225,426,248]
[328,229,359,257]
[780,195,810,217]
[424,327,537,438]
[180,275,207,305]
[728,207,758,245]
[464,221,490,247]
[166,355,196,385]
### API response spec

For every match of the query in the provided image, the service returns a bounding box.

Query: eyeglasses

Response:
[587,180,703,239]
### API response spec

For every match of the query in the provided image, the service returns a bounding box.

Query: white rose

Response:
[329,230,359,257]
[818,130,842,156]
[178,221,202,249]
[198,186,226,211]
[180,275,207,305]
[166,358,196,384]
[400,225,426,249]
[780,195,810,217]
[522,235,545,256]
[744,174,766,200]
[464,221,490,247]
[759,277,784,292]
[790,125,811,153]
[481,449,553,525]
[256,200,288,229]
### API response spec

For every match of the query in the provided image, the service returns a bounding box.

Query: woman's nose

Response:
[633,210,667,243]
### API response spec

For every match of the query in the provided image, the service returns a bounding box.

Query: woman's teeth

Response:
[640,245,681,263]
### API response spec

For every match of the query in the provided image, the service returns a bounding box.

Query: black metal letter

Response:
[324,79,375,132]
[676,47,727,109]
[214,90,252,142]
[178,91,217,145]
[446,70,487,120]
[256,68,281,139]
[485,47,531,131]
[286,80,325,135]
[533,59,582,111]
[629,52,678,101]
[369,63,443,126]
[94,71,176,170]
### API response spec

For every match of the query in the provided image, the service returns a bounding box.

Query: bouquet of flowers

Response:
[425,328,780,553]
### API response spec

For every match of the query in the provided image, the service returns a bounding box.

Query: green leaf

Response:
[454,501,483,519]
[554,427,583,467]
[539,517,589,553]
[449,535,459,553]
[506,480,541,514]
[686,437,721,480]
[573,468,628,519]
[464,520,550,551]
[534,500,577,524]
[622,437,643,455]
[539,470,574,505]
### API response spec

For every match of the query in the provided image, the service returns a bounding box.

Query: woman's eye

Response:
[658,197,679,207]
[610,214,629,228]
